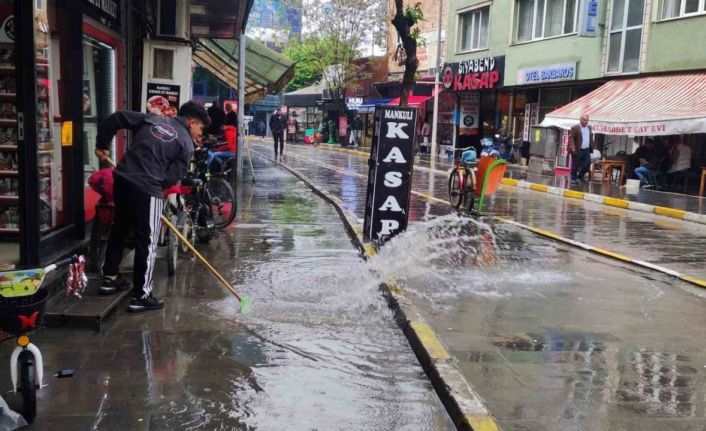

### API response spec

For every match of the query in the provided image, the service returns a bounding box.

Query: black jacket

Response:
[269,113,287,133]
[96,111,194,198]
[206,105,225,136]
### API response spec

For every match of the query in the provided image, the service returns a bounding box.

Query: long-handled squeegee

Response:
[105,157,252,313]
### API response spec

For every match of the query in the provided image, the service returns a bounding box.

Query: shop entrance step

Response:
[44,273,131,331]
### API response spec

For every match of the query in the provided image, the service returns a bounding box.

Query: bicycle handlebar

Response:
[43,255,81,274]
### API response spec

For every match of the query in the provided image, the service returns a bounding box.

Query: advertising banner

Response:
[458,93,480,136]
[146,83,180,117]
[363,106,417,243]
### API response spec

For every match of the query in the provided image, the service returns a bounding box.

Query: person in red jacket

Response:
[206,125,236,171]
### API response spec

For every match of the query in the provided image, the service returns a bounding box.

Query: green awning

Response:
[193,37,295,102]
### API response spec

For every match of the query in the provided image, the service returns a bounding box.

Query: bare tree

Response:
[391,1,424,107]
[299,0,388,126]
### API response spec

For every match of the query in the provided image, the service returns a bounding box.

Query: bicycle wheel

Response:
[166,214,178,276]
[18,351,37,423]
[177,212,195,255]
[448,169,464,209]
[205,177,236,229]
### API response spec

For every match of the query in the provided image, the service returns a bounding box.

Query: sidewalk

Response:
[250,141,706,430]
[289,140,706,218]
[9,155,451,430]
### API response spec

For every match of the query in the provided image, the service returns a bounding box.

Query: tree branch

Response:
[391,0,418,107]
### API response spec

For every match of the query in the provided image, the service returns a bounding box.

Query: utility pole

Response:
[236,29,245,188]
[430,0,443,164]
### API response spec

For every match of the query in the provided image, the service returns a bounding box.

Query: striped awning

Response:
[541,73,706,136]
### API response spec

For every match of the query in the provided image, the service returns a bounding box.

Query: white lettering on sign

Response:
[384,171,403,187]
[384,110,414,120]
[378,195,403,212]
[385,123,409,139]
[382,147,407,163]
[379,220,400,236]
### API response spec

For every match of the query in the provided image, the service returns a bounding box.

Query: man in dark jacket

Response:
[94,101,210,312]
[635,139,667,187]
[569,114,594,185]
[269,108,288,157]
[206,101,225,138]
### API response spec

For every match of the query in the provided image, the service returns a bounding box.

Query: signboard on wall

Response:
[146,82,180,117]
[517,63,577,85]
[363,106,417,243]
[578,0,599,37]
[84,0,121,32]
[441,56,505,92]
[458,93,480,136]
[522,104,532,141]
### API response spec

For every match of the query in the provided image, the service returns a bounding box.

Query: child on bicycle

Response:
[94,101,210,312]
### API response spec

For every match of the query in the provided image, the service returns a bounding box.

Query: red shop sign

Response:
[441,56,505,92]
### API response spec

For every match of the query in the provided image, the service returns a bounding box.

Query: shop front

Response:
[0,0,128,267]
[541,72,706,191]
[440,55,506,156]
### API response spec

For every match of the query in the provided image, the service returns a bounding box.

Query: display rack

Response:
[0,40,19,237]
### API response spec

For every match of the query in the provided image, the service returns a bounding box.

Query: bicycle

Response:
[159,187,195,276]
[448,146,478,213]
[0,256,83,423]
[191,145,237,230]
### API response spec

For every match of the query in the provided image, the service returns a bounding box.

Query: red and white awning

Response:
[541,73,706,136]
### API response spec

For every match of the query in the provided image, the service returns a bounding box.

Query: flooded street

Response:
[2,159,452,430]
[248,142,706,430]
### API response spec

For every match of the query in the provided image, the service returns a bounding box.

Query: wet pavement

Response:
[249,141,706,430]
[269,142,706,280]
[0,156,453,430]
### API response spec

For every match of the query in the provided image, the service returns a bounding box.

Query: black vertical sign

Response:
[363,105,417,243]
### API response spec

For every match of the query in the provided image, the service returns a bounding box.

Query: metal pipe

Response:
[430,0,443,164]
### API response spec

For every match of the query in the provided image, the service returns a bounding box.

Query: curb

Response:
[502,178,706,226]
[499,217,706,290]
[251,149,500,431]
[312,143,706,227]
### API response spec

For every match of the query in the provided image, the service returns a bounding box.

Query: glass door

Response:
[35,0,69,233]
[0,0,19,266]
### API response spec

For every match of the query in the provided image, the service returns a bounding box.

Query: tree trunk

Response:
[392,0,418,107]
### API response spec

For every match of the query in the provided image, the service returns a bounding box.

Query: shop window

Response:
[192,81,206,97]
[82,36,116,177]
[607,0,644,73]
[458,6,490,52]
[662,0,705,18]
[0,0,19,257]
[152,47,174,79]
[515,0,578,42]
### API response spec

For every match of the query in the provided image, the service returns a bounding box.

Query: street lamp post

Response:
[430,0,443,166]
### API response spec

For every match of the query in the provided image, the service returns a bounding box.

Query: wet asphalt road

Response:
[249,141,706,430]
[0,157,453,430]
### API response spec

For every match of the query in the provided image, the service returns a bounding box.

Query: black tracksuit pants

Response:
[102,176,164,299]
[273,131,284,155]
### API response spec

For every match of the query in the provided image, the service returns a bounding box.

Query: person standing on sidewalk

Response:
[349,115,363,147]
[94,101,210,312]
[270,107,287,157]
[569,114,594,185]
